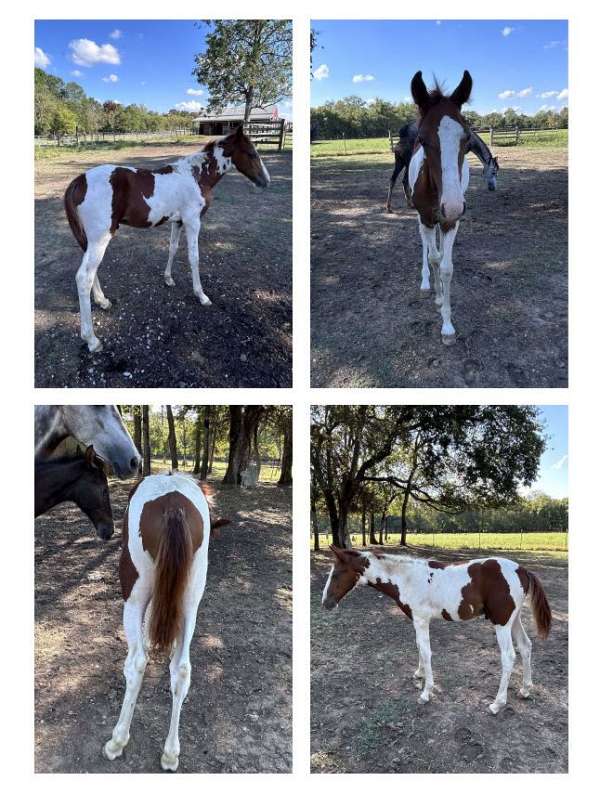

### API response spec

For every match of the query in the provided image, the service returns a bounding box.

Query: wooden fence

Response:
[243,119,289,151]
[388,126,564,151]
[35,128,193,147]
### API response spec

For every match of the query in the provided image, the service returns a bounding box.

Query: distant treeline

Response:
[35,67,197,140]
[311,96,569,140]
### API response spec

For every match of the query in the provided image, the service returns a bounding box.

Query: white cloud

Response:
[539,90,558,98]
[501,26,515,37]
[313,63,329,81]
[498,89,516,99]
[365,98,376,105]
[352,73,375,83]
[517,86,533,97]
[557,88,568,101]
[551,454,568,470]
[186,88,204,96]
[102,74,119,83]
[35,47,51,69]
[109,29,123,40]
[175,100,204,113]
[544,40,563,49]
[71,69,83,77]
[435,20,442,25]
[403,96,412,103]
[69,38,121,67]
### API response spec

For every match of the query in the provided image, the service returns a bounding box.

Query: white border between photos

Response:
[2,0,599,790]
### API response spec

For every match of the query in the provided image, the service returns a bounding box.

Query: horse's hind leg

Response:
[413,617,434,703]
[161,597,201,772]
[104,595,150,761]
[512,611,533,698]
[164,222,182,287]
[490,620,517,714]
[386,161,402,212]
[76,234,111,353]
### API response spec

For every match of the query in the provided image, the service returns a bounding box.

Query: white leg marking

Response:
[164,223,182,287]
[439,223,459,342]
[184,218,211,306]
[413,618,434,703]
[489,621,517,714]
[76,234,111,352]
[512,612,533,698]
[92,274,111,310]
[104,597,151,760]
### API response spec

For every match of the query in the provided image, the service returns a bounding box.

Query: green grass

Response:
[311,128,567,158]
[146,457,282,483]
[314,531,568,555]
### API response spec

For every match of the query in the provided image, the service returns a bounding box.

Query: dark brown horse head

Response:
[220,125,271,188]
[79,447,114,539]
[321,545,370,610]
[411,70,473,222]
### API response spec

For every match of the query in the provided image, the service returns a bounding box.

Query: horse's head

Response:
[220,125,271,188]
[484,155,499,191]
[411,70,473,223]
[62,405,141,479]
[322,545,370,610]
[76,447,114,539]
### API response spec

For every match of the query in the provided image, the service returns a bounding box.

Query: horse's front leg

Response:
[418,221,440,294]
[75,234,111,353]
[183,217,211,306]
[164,222,182,287]
[413,617,434,703]
[439,223,459,344]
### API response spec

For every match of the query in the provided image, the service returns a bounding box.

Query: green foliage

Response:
[311,96,568,141]
[193,20,292,119]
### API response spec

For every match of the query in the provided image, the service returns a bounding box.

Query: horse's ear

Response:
[235,124,245,138]
[450,70,472,107]
[411,71,430,112]
[330,544,345,560]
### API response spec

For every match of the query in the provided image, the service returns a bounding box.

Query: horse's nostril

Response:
[131,457,140,471]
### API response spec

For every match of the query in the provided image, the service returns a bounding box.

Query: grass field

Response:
[314,531,568,555]
[311,128,568,158]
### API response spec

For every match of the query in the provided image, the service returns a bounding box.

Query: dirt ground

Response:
[35,144,292,387]
[311,148,568,387]
[311,545,568,774]
[35,478,292,773]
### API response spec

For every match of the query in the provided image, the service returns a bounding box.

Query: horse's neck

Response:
[187,143,231,190]
[364,554,422,587]
[468,132,492,165]
[34,406,68,459]
[35,460,81,512]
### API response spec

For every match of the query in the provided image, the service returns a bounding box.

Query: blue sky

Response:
[34,20,292,116]
[532,406,568,498]
[311,20,568,115]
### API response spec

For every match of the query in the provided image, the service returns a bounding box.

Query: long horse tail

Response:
[149,507,193,651]
[64,174,88,251]
[527,570,552,639]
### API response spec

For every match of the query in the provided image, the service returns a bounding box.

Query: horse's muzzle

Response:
[322,596,338,610]
[96,520,115,540]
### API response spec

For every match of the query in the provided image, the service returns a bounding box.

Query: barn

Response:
[192,105,280,136]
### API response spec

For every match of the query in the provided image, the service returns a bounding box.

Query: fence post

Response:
[278,119,285,151]
[516,127,521,145]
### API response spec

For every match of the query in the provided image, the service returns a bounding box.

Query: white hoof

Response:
[488,701,504,715]
[420,286,431,294]
[164,276,176,287]
[96,298,112,310]
[197,293,212,306]
[441,332,456,347]
[519,687,531,699]
[161,752,179,772]
[104,738,125,761]
[86,336,103,353]
[418,691,431,704]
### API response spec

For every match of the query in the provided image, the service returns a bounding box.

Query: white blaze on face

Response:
[438,115,466,220]
[259,156,271,185]
[322,565,334,604]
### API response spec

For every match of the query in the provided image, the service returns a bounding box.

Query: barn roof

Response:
[192,104,279,123]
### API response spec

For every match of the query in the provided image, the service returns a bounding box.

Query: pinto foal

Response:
[322,546,551,714]
[64,126,270,352]
[104,472,224,771]
[407,71,474,345]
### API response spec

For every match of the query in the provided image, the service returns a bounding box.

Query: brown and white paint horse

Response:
[64,126,271,352]
[407,71,473,344]
[104,472,227,772]
[322,546,551,714]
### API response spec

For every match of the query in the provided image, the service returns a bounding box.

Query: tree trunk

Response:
[141,405,151,476]
[400,487,410,546]
[369,511,378,545]
[379,514,385,545]
[200,406,212,480]
[361,503,367,547]
[208,428,216,473]
[244,86,254,123]
[278,412,292,486]
[132,406,142,456]
[166,405,178,470]
[223,406,263,485]
[311,500,320,551]
[193,409,202,474]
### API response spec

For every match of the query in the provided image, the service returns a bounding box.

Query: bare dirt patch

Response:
[311,545,567,773]
[311,148,567,387]
[35,143,292,387]
[35,478,292,773]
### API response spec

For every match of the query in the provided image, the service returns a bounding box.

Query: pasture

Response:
[311,146,567,387]
[311,545,568,773]
[35,142,292,387]
[35,477,292,773]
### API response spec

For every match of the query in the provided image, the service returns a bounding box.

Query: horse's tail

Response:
[527,570,552,639]
[149,507,193,651]
[64,174,88,251]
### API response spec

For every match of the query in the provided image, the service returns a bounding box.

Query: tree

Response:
[166,405,178,470]
[132,406,142,456]
[278,407,292,486]
[223,406,264,484]
[311,406,545,548]
[142,405,151,475]
[193,20,292,122]
[49,105,77,143]
[200,406,212,480]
